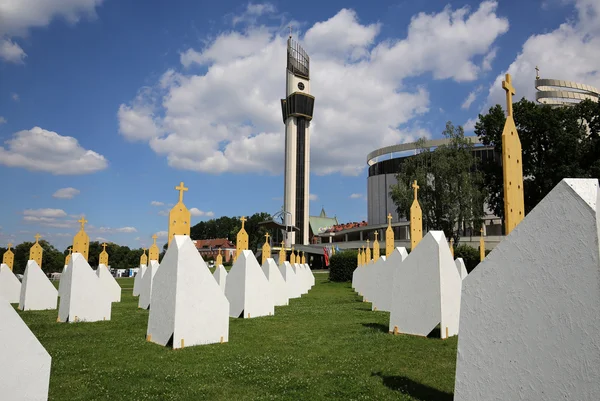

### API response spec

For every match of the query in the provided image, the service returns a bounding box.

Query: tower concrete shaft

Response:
[281,37,315,246]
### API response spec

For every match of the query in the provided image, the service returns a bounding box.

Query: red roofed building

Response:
[193,239,236,263]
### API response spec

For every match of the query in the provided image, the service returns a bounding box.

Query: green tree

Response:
[475,98,597,221]
[389,122,485,244]
[13,240,64,274]
[87,241,103,267]
[190,213,273,252]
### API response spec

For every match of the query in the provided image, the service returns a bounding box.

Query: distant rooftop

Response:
[309,208,338,235]
[193,238,235,249]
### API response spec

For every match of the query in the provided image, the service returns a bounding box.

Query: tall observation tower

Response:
[281,32,315,246]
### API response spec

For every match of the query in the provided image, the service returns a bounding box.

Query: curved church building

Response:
[366,138,503,236]
[535,76,599,107]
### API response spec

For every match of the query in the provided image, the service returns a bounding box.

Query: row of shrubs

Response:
[329,244,491,282]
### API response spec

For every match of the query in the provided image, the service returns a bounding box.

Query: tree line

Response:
[0,240,154,275]
[189,212,273,253]
[390,98,600,244]
[1,212,275,274]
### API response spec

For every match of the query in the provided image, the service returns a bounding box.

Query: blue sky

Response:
[1,0,598,251]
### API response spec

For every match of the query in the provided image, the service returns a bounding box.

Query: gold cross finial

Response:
[535,65,540,80]
[101,243,107,250]
[68,247,72,254]
[387,213,393,227]
[502,73,516,117]
[142,248,147,255]
[412,180,419,200]
[366,239,370,245]
[218,248,222,255]
[7,242,12,250]
[265,232,270,242]
[34,233,41,243]
[374,231,378,240]
[152,234,157,245]
[240,216,247,228]
[78,217,88,229]
[175,182,188,203]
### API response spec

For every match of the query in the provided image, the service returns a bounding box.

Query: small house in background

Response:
[193,239,236,263]
[309,208,339,244]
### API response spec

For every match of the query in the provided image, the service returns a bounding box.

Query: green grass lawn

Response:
[17,274,457,400]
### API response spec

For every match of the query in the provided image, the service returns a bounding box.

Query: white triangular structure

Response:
[389,231,461,339]
[19,260,57,311]
[132,264,146,296]
[455,258,468,280]
[279,261,301,299]
[306,264,315,287]
[147,236,229,349]
[138,260,159,309]
[362,259,381,304]
[58,253,112,323]
[213,265,227,293]
[0,298,51,401]
[96,264,121,303]
[358,262,374,301]
[225,250,275,318]
[58,265,68,297]
[352,261,371,298]
[372,249,409,312]
[367,257,386,309]
[351,263,361,291]
[293,263,308,295]
[0,264,21,303]
[261,258,289,306]
[302,263,312,288]
[455,179,600,400]
[301,263,313,289]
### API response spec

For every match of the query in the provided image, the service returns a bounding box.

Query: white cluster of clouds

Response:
[190,208,215,217]
[0,0,104,63]
[461,86,484,110]
[95,226,137,234]
[52,187,80,199]
[22,208,79,229]
[118,1,510,176]
[20,208,137,235]
[151,201,214,217]
[0,127,108,175]
[481,0,600,114]
[231,2,278,26]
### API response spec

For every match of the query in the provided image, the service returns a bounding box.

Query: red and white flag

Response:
[323,247,330,267]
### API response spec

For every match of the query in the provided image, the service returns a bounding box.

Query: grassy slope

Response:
[17,275,456,400]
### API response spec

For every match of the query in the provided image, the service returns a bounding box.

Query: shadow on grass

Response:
[427,325,441,338]
[362,323,388,333]
[355,306,375,312]
[372,372,453,401]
